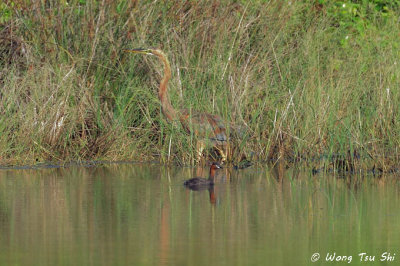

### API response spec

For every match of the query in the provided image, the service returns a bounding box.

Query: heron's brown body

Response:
[128,48,228,161]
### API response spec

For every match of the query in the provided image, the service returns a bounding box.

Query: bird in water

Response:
[125,48,228,162]
[183,162,221,190]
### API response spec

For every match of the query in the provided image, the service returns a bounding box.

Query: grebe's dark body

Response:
[184,177,214,188]
[184,163,221,190]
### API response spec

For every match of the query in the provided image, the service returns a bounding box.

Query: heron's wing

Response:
[179,110,227,142]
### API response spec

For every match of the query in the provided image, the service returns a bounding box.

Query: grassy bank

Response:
[0,0,399,170]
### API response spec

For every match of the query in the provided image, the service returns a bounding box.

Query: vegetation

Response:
[0,0,399,171]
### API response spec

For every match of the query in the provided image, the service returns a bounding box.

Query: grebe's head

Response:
[210,162,222,169]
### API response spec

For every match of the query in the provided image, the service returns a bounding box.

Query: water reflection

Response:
[0,164,399,265]
[185,186,216,205]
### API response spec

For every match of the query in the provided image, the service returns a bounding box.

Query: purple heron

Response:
[126,48,228,162]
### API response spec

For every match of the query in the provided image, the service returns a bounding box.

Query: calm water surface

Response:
[0,164,399,265]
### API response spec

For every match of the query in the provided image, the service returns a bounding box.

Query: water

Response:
[0,163,399,265]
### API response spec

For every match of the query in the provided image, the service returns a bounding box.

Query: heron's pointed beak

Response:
[124,48,153,55]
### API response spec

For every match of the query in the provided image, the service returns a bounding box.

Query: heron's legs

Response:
[215,146,227,163]
[196,140,205,162]
[196,140,229,163]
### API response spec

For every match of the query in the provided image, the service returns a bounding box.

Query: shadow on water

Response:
[0,163,399,265]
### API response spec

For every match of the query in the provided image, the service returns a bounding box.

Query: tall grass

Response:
[0,0,399,169]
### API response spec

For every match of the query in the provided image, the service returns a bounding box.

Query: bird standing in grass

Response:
[126,48,228,162]
[183,162,221,190]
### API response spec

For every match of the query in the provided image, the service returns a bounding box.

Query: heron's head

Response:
[125,48,156,56]
[125,48,169,67]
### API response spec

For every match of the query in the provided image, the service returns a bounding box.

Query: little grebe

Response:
[183,163,221,189]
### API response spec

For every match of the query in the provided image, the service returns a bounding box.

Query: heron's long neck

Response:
[155,51,178,121]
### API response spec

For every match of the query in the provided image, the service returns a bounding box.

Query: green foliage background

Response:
[0,0,399,170]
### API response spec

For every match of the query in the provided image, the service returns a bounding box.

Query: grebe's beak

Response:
[215,164,222,169]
